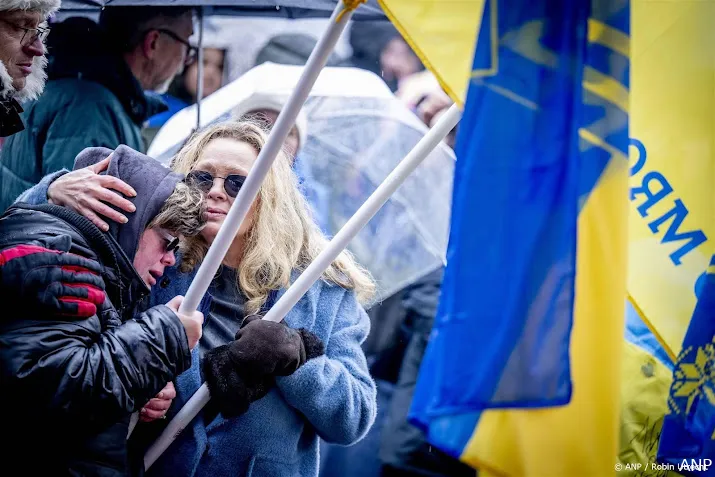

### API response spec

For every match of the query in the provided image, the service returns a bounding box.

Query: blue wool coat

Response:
[145,265,377,477]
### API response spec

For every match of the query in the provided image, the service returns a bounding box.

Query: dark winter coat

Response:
[0,145,190,476]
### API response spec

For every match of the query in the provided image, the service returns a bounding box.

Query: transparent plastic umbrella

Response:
[147,62,455,302]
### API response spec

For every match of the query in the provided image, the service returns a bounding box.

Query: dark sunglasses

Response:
[186,170,247,198]
[158,230,180,254]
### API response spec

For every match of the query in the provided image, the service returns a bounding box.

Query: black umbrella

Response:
[57,0,386,20]
[54,0,387,125]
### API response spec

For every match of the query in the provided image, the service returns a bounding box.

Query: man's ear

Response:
[141,30,161,60]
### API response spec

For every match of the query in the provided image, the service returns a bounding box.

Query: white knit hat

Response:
[231,92,308,152]
[0,0,62,18]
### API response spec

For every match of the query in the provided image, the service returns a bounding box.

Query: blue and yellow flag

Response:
[622,1,715,473]
[408,1,630,475]
[628,1,715,362]
[619,305,676,476]
[657,258,715,472]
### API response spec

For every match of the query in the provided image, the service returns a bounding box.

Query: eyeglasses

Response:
[156,28,197,66]
[186,170,247,198]
[0,18,50,46]
[158,230,180,254]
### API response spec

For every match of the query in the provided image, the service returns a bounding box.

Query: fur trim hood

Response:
[0,55,47,101]
[0,0,61,18]
[0,0,58,100]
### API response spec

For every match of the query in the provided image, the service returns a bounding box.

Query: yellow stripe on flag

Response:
[628,0,715,357]
[377,0,488,105]
[463,156,628,476]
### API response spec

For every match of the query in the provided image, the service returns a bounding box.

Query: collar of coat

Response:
[0,48,50,137]
[0,61,24,137]
[48,50,168,126]
[0,55,48,102]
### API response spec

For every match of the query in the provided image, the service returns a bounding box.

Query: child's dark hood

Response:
[74,145,184,262]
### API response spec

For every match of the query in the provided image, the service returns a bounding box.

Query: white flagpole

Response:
[195,8,204,130]
[144,104,461,469]
[144,1,363,468]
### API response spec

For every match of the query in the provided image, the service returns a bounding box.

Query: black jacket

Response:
[378,268,477,477]
[0,58,24,138]
[0,203,190,476]
[0,95,24,138]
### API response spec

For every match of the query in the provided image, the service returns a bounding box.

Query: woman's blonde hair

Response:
[171,121,375,314]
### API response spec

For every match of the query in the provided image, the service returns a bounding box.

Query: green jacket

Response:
[0,44,165,210]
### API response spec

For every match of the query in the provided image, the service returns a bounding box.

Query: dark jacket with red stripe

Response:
[0,203,191,476]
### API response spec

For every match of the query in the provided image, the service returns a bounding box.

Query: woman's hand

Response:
[47,155,137,231]
[202,316,326,418]
[140,382,176,422]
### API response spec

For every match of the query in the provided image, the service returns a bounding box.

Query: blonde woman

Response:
[20,120,378,477]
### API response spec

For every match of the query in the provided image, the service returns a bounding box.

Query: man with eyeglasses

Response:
[0,0,60,139]
[0,6,194,211]
[0,144,206,476]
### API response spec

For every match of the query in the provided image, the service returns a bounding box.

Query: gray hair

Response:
[0,0,61,18]
[99,6,194,54]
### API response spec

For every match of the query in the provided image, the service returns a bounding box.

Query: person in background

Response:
[397,71,456,148]
[254,32,346,68]
[0,6,194,210]
[178,47,226,102]
[232,92,307,160]
[0,0,60,139]
[230,86,331,235]
[241,43,335,233]
[143,31,332,152]
[143,25,231,147]
[321,269,477,477]
[348,21,422,92]
[378,268,477,477]
[320,61,459,477]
